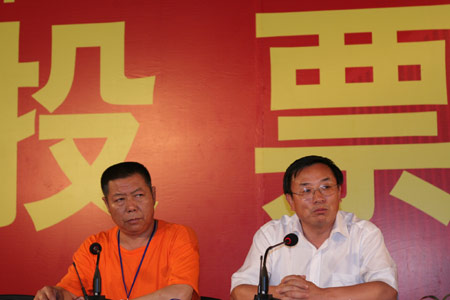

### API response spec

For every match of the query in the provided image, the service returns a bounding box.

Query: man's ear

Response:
[103,196,110,212]
[151,186,156,201]
[337,185,343,203]
[285,193,296,211]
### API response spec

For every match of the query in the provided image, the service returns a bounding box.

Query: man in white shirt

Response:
[231,155,398,300]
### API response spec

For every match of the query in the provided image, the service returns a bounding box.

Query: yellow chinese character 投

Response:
[1,21,156,230]
[23,21,156,231]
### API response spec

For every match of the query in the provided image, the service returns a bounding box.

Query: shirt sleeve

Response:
[167,225,200,299]
[57,237,97,297]
[359,224,398,291]
[230,227,273,292]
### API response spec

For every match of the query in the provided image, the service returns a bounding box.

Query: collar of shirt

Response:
[330,211,350,240]
[290,211,350,248]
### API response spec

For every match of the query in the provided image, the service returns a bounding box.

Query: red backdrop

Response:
[0,1,449,299]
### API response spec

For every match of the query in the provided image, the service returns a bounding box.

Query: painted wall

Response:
[0,0,449,299]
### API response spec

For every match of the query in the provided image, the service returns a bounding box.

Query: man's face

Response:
[103,173,155,238]
[286,163,341,232]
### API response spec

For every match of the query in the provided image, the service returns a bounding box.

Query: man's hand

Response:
[276,276,398,300]
[133,284,194,300]
[34,286,75,300]
[231,278,397,300]
[275,275,323,300]
[230,276,324,300]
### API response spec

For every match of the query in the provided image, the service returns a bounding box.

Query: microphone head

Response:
[90,242,102,255]
[283,233,298,247]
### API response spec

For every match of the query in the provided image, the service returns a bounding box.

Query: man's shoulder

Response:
[74,226,118,254]
[258,214,299,238]
[83,226,117,243]
[339,211,381,235]
[157,219,194,231]
[156,220,198,242]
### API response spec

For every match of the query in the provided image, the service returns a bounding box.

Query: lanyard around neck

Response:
[117,220,158,300]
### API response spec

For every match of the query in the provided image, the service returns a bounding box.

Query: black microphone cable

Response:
[73,262,89,300]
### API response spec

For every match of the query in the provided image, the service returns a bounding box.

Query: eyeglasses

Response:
[291,184,339,200]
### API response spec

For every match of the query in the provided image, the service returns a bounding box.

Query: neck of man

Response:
[119,222,156,250]
[301,222,333,249]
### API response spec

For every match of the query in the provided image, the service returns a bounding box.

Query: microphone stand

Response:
[254,234,298,300]
[254,242,284,300]
[73,261,109,300]
[89,250,108,300]
[73,243,111,300]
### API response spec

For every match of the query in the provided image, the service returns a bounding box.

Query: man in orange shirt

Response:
[34,162,199,300]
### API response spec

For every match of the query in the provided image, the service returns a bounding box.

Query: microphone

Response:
[255,233,298,300]
[283,233,298,247]
[89,243,102,297]
[90,243,102,255]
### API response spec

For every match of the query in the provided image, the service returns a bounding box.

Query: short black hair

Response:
[101,162,152,197]
[283,155,343,195]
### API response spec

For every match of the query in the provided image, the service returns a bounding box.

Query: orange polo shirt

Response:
[57,220,199,300]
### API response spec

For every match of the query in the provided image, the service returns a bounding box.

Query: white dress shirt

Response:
[231,211,398,292]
